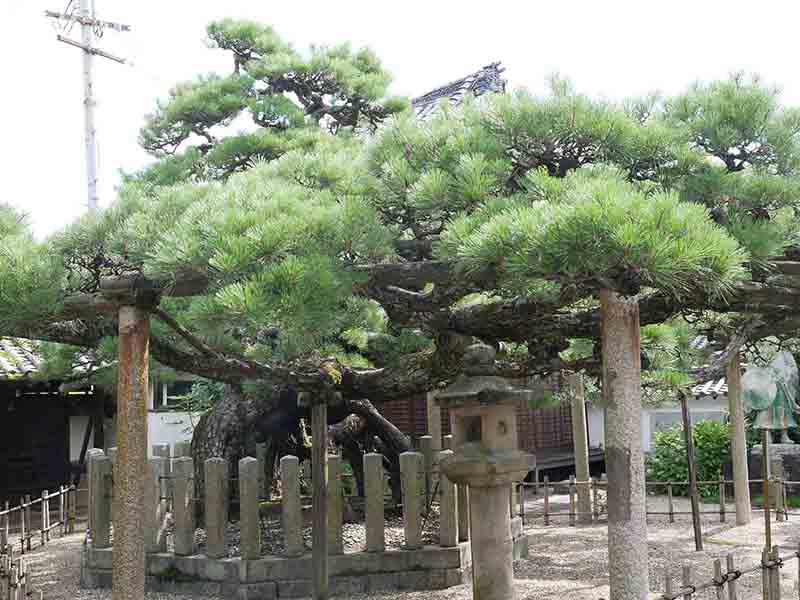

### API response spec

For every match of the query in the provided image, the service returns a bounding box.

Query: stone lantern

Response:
[437,343,536,600]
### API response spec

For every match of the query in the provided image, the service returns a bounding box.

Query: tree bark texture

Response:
[600,290,648,600]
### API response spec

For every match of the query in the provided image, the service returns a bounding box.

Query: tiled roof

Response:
[412,62,507,120]
[692,378,727,398]
[0,338,42,379]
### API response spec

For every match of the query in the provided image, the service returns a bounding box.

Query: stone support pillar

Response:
[172,457,195,556]
[144,458,166,554]
[364,453,385,552]
[419,436,434,507]
[280,455,303,557]
[256,443,268,499]
[400,452,422,549]
[600,290,648,600]
[239,457,260,559]
[113,306,150,600]
[568,374,592,524]
[326,455,343,555]
[727,353,751,525]
[438,450,458,547]
[89,452,111,548]
[204,457,228,559]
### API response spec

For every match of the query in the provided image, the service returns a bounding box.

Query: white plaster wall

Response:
[147,411,199,457]
[586,395,729,454]
[69,415,94,461]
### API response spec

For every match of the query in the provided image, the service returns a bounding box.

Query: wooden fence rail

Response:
[0,485,77,556]
[516,477,790,527]
[661,545,799,600]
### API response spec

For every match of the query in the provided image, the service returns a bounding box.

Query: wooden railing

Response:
[661,546,798,600]
[515,477,788,526]
[0,485,78,555]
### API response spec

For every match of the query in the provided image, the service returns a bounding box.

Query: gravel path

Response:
[19,494,800,600]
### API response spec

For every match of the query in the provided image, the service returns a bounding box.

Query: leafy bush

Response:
[646,421,731,498]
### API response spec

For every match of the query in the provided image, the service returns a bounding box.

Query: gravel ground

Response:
[19,494,800,600]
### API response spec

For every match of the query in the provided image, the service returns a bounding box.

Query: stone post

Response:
[172,457,195,556]
[400,452,422,549]
[113,306,150,600]
[457,485,469,542]
[152,444,172,510]
[327,455,343,555]
[145,458,167,553]
[470,485,515,598]
[600,290,648,600]
[204,457,228,559]
[173,441,192,459]
[438,450,458,547]
[419,436,434,507]
[239,457,260,560]
[443,435,453,450]
[727,353,751,525]
[310,400,328,600]
[771,457,785,522]
[364,453,385,552]
[256,443,268,499]
[426,391,443,449]
[280,455,303,557]
[568,374,592,524]
[88,452,111,548]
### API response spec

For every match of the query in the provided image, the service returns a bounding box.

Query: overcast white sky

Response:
[2,0,800,238]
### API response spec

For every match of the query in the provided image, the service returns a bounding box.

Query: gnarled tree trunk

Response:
[191,386,410,521]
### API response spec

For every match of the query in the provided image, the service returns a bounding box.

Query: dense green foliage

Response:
[647,421,731,498]
[129,20,407,188]
[2,21,800,397]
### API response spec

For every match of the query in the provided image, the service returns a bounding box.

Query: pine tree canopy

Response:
[4,22,800,400]
[129,20,407,187]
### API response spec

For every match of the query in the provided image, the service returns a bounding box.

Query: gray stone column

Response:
[427,392,443,449]
[280,455,303,557]
[204,457,228,559]
[568,374,592,524]
[457,485,470,542]
[400,451,422,549]
[256,443,268,499]
[438,450,458,547]
[470,485,514,600]
[326,455,343,555]
[172,457,195,556]
[727,353,751,525]
[239,457,260,559]
[86,448,104,535]
[364,453,385,552]
[600,290,648,600]
[419,435,434,507]
[88,452,111,548]
[173,441,192,459]
[145,458,167,553]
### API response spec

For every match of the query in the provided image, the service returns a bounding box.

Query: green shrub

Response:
[646,420,731,498]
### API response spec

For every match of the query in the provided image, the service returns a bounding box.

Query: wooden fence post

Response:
[664,571,673,600]
[24,495,31,552]
[40,492,47,546]
[543,475,550,526]
[713,559,724,600]
[59,486,66,536]
[591,477,599,522]
[682,565,692,600]
[569,475,576,527]
[681,565,692,600]
[720,481,726,523]
[771,546,781,600]
[68,485,77,533]
[726,553,737,600]
[668,484,675,523]
[2,501,8,548]
[762,547,771,600]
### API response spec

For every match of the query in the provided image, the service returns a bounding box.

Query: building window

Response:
[156,381,194,411]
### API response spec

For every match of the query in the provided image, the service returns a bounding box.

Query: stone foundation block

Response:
[87,546,113,570]
[147,553,176,575]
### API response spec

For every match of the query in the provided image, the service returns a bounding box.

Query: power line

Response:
[44,2,130,213]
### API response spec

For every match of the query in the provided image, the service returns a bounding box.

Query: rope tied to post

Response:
[712,572,728,587]
[726,569,743,581]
